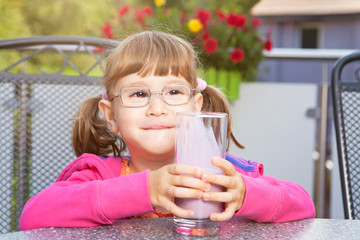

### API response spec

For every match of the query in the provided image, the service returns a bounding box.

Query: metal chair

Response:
[0,36,118,233]
[331,51,360,219]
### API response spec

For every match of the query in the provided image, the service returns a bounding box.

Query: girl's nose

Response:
[145,94,168,116]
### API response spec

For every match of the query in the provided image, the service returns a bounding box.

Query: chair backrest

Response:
[0,36,118,233]
[331,51,360,219]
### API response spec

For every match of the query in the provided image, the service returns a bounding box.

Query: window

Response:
[301,28,318,48]
[300,23,321,49]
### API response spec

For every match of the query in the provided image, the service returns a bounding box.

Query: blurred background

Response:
[1,0,360,226]
[1,0,256,38]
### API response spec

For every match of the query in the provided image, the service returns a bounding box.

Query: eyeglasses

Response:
[111,84,197,107]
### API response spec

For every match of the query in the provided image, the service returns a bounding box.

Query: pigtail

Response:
[72,96,125,157]
[201,86,245,150]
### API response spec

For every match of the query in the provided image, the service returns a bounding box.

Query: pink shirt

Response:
[19,153,315,230]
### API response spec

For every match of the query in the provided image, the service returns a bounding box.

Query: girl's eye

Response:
[165,85,190,96]
[130,91,148,98]
[168,89,184,95]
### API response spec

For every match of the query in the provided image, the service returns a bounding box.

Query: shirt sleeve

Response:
[19,156,154,230]
[235,174,315,222]
[225,153,315,222]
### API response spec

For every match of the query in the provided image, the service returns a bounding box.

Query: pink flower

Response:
[204,38,218,53]
[230,48,245,63]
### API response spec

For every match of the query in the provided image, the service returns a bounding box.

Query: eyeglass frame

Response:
[110,84,198,108]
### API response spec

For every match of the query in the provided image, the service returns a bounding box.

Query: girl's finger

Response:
[211,157,237,176]
[167,185,204,199]
[202,173,238,189]
[172,175,211,191]
[202,191,235,203]
[163,200,194,219]
[168,164,202,177]
[210,204,237,222]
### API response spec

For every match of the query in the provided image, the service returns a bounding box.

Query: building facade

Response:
[251,0,360,83]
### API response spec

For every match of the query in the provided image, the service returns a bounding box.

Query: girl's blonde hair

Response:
[72,31,244,157]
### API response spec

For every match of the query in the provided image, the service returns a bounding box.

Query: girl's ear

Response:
[98,100,119,133]
[193,93,203,112]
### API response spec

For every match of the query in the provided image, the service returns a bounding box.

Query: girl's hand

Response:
[201,157,245,221]
[148,164,211,218]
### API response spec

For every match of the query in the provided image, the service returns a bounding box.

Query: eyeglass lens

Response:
[120,84,193,107]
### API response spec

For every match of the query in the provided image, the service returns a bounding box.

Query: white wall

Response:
[228,82,317,198]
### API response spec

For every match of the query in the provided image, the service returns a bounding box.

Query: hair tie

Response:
[101,89,109,100]
[196,78,207,92]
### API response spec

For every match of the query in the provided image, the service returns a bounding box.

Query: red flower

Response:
[251,17,262,28]
[134,9,145,25]
[142,6,153,16]
[230,49,245,63]
[264,28,273,51]
[201,32,210,41]
[118,5,129,17]
[180,11,187,24]
[264,40,273,51]
[227,13,246,28]
[93,47,105,54]
[235,14,246,28]
[226,13,237,27]
[197,9,211,28]
[101,22,114,39]
[215,10,226,21]
[133,6,153,26]
[204,38,218,53]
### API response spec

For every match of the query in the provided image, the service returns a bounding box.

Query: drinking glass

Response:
[173,112,228,236]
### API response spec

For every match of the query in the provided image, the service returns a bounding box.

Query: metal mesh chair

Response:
[0,36,118,233]
[331,51,360,219]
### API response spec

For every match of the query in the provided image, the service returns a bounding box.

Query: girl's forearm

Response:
[19,170,154,230]
[235,174,315,222]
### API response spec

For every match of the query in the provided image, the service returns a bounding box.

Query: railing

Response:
[0,37,118,233]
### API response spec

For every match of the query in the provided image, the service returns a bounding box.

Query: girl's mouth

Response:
[143,126,174,130]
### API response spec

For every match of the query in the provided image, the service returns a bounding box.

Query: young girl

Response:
[19,31,315,230]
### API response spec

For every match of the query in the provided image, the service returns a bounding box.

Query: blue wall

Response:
[255,15,360,84]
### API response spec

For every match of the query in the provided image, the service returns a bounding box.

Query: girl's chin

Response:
[139,140,175,157]
[144,143,174,155]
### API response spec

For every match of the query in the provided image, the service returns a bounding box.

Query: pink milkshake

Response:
[175,179,224,219]
[174,112,228,236]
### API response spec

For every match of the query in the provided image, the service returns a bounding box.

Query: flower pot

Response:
[205,67,242,101]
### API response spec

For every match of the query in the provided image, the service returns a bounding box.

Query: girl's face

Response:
[100,73,203,161]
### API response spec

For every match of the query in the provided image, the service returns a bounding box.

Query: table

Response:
[1,217,359,240]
